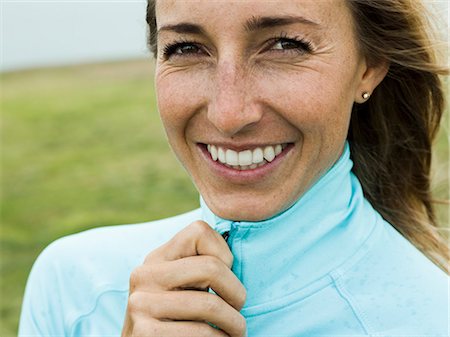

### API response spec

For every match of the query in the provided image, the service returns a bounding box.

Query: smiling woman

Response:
[154,1,386,223]
[19,1,448,336]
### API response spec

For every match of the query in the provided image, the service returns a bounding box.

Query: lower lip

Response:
[198,143,294,183]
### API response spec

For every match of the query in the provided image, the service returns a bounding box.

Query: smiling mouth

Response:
[205,143,290,171]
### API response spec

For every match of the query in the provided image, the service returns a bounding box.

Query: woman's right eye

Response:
[162,42,204,59]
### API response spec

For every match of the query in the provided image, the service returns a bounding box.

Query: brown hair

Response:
[145,0,449,272]
[346,0,448,272]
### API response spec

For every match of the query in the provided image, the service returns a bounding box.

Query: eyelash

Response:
[162,38,203,59]
[161,33,314,59]
[268,32,314,54]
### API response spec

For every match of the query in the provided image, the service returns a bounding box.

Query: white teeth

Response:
[275,144,282,155]
[207,144,287,168]
[225,149,238,165]
[263,146,275,162]
[218,147,226,163]
[210,145,218,161]
[252,147,264,164]
[238,150,252,166]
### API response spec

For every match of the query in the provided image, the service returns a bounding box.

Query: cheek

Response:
[156,72,205,139]
[257,69,353,135]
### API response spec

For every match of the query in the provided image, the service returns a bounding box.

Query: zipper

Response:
[221,231,230,242]
[215,219,233,242]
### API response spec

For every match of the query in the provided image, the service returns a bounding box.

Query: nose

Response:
[207,61,263,137]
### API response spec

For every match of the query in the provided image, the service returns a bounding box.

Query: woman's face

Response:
[155,0,376,221]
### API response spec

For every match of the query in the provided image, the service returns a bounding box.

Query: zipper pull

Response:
[221,231,230,242]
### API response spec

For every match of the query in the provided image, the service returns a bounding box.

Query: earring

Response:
[362,92,371,100]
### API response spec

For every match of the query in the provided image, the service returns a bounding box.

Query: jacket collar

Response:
[201,142,378,307]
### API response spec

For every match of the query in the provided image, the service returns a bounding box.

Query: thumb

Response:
[145,220,233,268]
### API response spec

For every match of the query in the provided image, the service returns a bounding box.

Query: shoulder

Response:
[19,208,202,336]
[55,207,202,247]
[333,217,449,335]
[35,207,202,287]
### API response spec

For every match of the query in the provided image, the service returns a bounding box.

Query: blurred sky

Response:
[1,0,148,71]
[1,0,448,72]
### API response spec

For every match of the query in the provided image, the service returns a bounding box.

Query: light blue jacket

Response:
[19,144,449,336]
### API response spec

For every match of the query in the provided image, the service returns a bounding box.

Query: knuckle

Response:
[203,294,221,314]
[170,221,213,253]
[235,315,247,337]
[127,291,144,314]
[170,221,210,249]
[128,292,161,317]
[203,255,224,279]
[129,267,143,289]
[190,220,212,237]
[143,253,156,265]
[132,319,161,336]
[236,286,247,310]
[130,264,162,290]
[224,249,234,267]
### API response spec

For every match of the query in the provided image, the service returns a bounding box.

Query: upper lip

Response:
[199,142,291,151]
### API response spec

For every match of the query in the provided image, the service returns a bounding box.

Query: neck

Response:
[201,143,379,307]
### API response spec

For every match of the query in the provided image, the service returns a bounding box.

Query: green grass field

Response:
[1,59,448,336]
[1,59,200,335]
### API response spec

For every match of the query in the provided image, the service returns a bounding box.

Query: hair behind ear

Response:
[347,0,449,272]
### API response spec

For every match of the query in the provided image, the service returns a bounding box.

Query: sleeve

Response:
[18,242,67,337]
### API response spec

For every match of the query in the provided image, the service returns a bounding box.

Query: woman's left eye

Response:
[162,42,205,60]
[269,37,313,54]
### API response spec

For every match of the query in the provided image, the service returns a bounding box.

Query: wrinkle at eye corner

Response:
[157,60,215,76]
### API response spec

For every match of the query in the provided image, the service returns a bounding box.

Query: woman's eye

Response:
[270,38,313,54]
[163,42,204,59]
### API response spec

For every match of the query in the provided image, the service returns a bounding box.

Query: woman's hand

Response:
[121,221,247,337]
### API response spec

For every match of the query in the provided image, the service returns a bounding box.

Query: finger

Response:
[131,319,230,337]
[146,220,233,267]
[132,255,246,311]
[132,290,247,337]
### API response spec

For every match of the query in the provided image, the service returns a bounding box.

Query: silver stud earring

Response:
[362,92,370,100]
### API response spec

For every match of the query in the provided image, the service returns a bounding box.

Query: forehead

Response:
[155,0,350,29]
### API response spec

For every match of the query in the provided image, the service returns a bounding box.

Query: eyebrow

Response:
[157,15,319,37]
[245,15,320,32]
[158,23,206,36]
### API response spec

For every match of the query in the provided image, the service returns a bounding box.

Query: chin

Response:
[218,210,268,222]
[205,197,288,222]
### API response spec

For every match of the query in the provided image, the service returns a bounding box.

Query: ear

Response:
[354,59,389,103]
